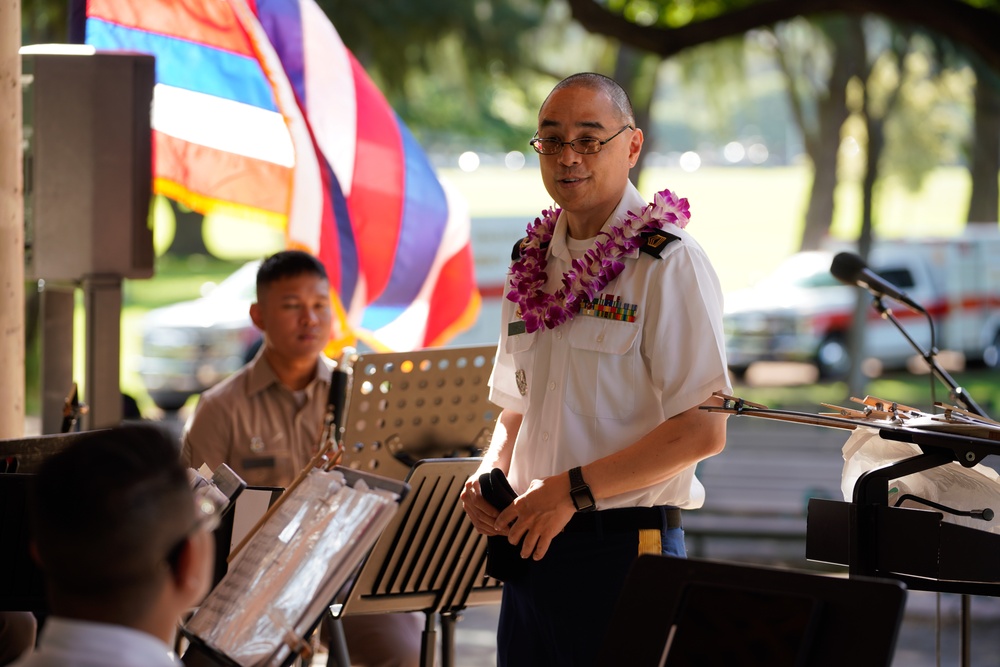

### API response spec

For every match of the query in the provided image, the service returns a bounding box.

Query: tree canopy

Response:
[567,0,1000,75]
[318,0,556,148]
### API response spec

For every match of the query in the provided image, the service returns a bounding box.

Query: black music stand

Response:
[0,430,113,612]
[598,555,906,667]
[331,458,502,667]
[0,430,93,474]
[704,397,1000,597]
[0,428,247,614]
[181,468,409,667]
[806,424,1000,597]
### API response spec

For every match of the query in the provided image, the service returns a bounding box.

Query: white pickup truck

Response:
[724,229,1000,378]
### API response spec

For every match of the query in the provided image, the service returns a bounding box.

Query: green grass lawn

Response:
[34,163,998,418]
[446,163,981,293]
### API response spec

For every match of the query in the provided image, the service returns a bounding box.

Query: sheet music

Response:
[707,393,1000,536]
[841,427,1000,535]
[185,468,399,666]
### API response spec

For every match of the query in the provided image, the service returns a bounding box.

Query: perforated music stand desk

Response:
[340,345,499,481]
[333,458,502,667]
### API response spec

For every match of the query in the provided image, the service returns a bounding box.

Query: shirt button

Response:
[542,432,549,441]
[548,381,556,391]
[555,331,563,339]
[597,334,605,342]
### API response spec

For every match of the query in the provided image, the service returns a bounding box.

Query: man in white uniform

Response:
[461,72,731,666]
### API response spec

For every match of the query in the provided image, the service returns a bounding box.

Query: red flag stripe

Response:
[87,0,257,57]
[154,131,292,215]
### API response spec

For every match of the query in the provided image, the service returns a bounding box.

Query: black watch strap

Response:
[569,466,596,512]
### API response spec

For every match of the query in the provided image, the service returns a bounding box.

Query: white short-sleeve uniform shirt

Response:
[488,182,731,510]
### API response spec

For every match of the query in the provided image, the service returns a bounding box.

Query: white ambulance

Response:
[724,228,1000,378]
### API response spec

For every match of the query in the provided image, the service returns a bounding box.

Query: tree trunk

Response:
[967,61,1000,225]
[846,20,908,397]
[799,127,842,250]
[612,44,658,186]
[846,18,877,397]
[799,19,865,250]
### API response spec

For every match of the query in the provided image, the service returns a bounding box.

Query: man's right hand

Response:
[461,476,503,536]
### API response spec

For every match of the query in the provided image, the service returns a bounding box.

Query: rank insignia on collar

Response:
[515,369,527,396]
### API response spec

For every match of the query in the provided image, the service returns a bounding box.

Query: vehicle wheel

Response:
[149,390,192,412]
[816,334,850,380]
[984,330,1000,368]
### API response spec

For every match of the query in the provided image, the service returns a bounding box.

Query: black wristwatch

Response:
[568,466,596,512]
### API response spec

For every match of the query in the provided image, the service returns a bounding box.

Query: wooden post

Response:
[0,0,25,439]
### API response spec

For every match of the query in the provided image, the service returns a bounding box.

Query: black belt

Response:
[564,506,681,533]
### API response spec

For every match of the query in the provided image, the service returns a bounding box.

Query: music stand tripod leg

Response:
[323,613,351,667]
[420,612,437,667]
[439,611,459,667]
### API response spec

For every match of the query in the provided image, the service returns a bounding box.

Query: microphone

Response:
[894,494,995,522]
[830,252,925,313]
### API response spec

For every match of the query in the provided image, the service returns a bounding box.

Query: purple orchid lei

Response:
[507,187,691,333]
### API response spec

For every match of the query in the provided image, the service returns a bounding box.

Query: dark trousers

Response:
[497,517,685,667]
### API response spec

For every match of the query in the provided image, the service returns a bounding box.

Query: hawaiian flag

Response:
[84,0,480,351]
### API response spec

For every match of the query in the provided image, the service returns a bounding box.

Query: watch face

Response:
[571,486,595,511]
[569,466,595,511]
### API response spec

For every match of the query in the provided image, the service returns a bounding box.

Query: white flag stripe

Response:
[230,0,324,251]
[301,0,358,198]
[152,84,295,167]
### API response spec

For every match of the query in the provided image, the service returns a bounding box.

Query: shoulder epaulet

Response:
[639,229,681,258]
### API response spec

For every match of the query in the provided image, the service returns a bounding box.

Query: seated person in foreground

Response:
[13,425,216,667]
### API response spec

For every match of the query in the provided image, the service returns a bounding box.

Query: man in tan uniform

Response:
[183,250,421,667]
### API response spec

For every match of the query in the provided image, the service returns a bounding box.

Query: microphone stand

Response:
[869,294,991,667]
[870,297,990,419]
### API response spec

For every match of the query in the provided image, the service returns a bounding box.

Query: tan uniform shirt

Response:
[182,351,333,488]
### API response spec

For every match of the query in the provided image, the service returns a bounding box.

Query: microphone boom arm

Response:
[870,295,989,419]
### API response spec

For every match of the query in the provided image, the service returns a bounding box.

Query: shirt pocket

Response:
[238,443,294,488]
[504,327,536,355]
[497,328,536,408]
[565,318,640,419]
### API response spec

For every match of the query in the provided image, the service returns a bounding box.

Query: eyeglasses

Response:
[165,487,225,569]
[529,125,633,155]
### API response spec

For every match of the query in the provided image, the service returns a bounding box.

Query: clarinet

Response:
[319,347,356,470]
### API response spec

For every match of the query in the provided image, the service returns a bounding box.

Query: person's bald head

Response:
[543,72,635,128]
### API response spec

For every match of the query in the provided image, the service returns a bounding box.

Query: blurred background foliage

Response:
[21,0,1000,242]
